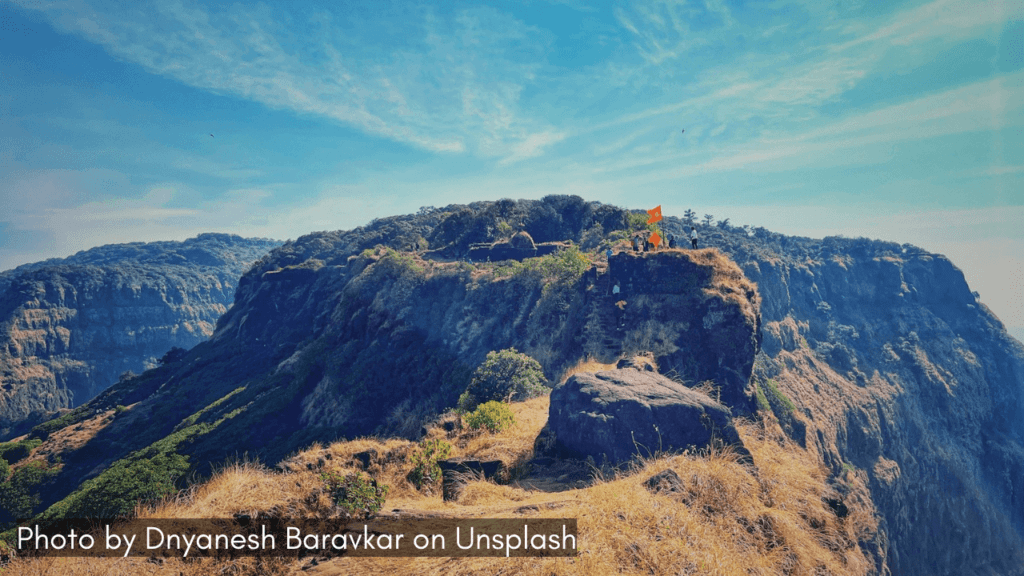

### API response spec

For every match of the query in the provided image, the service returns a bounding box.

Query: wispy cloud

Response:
[12,0,560,158]
[984,165,1024,176]
[833,0,1022,52]
[499,131,567,165]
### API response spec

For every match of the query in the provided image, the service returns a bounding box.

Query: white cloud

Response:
[499,131,567,165]
[833,0,1022,52]
[984,165,1024,176]
[12,0,557,158]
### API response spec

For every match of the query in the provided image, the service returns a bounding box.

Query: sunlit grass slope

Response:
[8,387,874,576]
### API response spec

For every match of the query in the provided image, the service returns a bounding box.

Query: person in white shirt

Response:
[690,227,699,249]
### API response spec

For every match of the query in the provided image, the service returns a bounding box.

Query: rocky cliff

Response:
[17,197,1024,575]
[688,227,1024,575]
[0,233,281,437]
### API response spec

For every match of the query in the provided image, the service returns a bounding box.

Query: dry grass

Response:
[7,398,875,576]
[557,357,618,384]
[689,248,760,317]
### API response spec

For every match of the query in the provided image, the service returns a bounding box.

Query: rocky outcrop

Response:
[548,368,744,464]
[0,234,280,437]
[594,250,761,414]
[692,229,1024,576]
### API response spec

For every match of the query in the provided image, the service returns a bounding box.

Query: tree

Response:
[702,214,715,227]
[459,348,548,411]
[716,218,731,229]
[683,209,697,226]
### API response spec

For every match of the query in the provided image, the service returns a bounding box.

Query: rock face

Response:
[669,226,1024,576]
[548,368,744,464]
[587,250,762,414]
[0,233,280,437]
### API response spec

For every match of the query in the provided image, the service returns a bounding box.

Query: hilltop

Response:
[3,197,1022,575]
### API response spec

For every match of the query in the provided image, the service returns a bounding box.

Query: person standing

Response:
[690,226,699,249]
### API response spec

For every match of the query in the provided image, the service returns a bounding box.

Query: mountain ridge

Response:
[0,233,282,437]
[6,197,1023,575]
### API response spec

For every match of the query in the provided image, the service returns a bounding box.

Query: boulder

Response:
[438,458,506,502]
[352,449,377,470]
[547,368,747,465]
[602,251,762,414]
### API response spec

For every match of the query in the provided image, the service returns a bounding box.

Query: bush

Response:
[320,472,389,519]
[0,439,42,465]
[408,439,452,490]
[0,461,59,525]
[460,348,548,411]
[465,401,516,433]
[46,453,189,518]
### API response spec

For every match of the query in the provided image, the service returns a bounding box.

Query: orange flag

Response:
[646,205,663,224]
[650,231,662,249]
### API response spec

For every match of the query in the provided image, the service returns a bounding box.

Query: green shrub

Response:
[626,212,662,237]
[491,246,591,287]
[408,439,452,490]
[320,471,389,519]
[45,453,189,519]
[756,379,795,417]
[0,461,59,525]
[465,401,516,433]
[0,458,8,482]
[28,408,91,440]
[0,439,42,465]
[460,348,547,411]
[764,379,796,412]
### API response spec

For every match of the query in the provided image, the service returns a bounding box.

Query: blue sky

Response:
[1,0,1022,336]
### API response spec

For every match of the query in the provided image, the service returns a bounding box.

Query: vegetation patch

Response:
[41,452,189,519]
[407,438,452,491]
[0,439,42,465]
[465,401,516,433]
[28,407,92,440]
[489,245,591,287]
[459,348,548,411]
[757,378,796,416]
[320,471,389,520]
[0,460,60,527]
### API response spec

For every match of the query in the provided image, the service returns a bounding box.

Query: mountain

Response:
[0,233,282,438]
[8,197,1024,575]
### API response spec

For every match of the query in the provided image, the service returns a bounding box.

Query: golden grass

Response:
[557,357,618,384]
[7,398,874,576]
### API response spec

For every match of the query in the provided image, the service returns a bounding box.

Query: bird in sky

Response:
[681,129,685,133]
[209,134,214,138]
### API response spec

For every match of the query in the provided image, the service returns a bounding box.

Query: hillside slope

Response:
[0,233,281,437]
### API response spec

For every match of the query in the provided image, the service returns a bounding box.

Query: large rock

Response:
[547,368,746,464]
[602,251,761,414]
